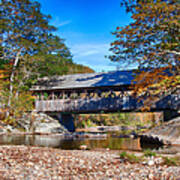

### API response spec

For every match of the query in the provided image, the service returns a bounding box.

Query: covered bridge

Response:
[31,70,179,113]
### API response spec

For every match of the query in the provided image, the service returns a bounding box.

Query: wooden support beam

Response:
[40,93,44,100]
[52,92,55,100]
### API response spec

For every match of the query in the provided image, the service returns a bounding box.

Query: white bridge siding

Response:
[35,94,180,113]
[35,96,136,113]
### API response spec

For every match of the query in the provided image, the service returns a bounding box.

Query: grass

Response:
[162,156,180,166]
[119,150,180,167]
[119,151,143,163]
[143,149,156,157]
[120,149,157,164]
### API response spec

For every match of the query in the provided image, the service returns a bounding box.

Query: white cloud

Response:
[51,17,71,27]
[84,63,117,72]
[71,43,110,58]
[80,50,99,56]
[68,43,117,72]
[57,20,72,27]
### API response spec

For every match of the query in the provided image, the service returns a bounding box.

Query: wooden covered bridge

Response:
[32,70,179,113]
[31,70,179,131]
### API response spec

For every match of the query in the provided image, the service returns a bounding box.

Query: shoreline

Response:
[0,145,180,179]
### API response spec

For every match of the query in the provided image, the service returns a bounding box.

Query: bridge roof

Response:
[31,70,136,91]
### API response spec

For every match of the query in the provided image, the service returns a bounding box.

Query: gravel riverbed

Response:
[0,145,180,180]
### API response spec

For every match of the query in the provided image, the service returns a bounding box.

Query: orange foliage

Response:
[0,69,9,79]
[131,66,179,111]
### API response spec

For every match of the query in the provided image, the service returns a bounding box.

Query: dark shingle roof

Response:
[31,70,136,91]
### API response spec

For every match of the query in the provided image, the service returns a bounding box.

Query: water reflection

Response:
[0,135,64,148]
[0,134,142,151]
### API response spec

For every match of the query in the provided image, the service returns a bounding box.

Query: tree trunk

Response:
[6,50,21,118]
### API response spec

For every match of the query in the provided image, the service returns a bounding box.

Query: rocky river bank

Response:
[0,145,180,180]
[0,113,69,135]
[141,116,180,145]
[0,113,180,179]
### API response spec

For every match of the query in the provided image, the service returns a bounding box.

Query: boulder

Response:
[141,116,180,145]
[34,122,68,134]
[0,122,21,134]
[5,112,69,134]
[31,112,69,134]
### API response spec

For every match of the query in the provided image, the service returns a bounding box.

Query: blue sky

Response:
[37,0,132,72]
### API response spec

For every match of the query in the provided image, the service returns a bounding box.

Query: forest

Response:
[0,0,94,122]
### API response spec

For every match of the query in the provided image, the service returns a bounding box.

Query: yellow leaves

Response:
[0,69,10,77]
[132,13,146,20]
[0,70,7,79]
[0,69,10,93]
[169,20,180,26]
[5,91,34,122]
[132,65,179,111]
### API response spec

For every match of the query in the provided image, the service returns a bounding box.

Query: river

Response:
[0,132,162,151]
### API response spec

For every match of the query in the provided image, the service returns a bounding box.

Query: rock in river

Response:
[31,112,69,134]
[140,116,180,145]
[2,112,69,134]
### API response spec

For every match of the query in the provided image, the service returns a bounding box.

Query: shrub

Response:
[120,151,142,163]
[143,149,156,157]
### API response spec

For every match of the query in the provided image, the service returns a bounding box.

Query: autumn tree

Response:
[109,0,180,108]
[0,0,94,121]
[0,0,93,86]
[0,0,74,120]
[1,0,57,111]
[31,35,73,77]
[24,34,94,79]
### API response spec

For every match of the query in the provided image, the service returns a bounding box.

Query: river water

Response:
[0,132,161,151]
